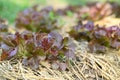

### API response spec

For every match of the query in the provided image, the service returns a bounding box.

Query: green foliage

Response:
[0,0,46,23]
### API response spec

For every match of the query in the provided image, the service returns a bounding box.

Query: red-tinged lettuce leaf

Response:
[9,47,18,57]
[88,3,112,20]
[94,28,110,47]
[65,50,75,59]
[22,57,28,66]
[49,46,58,56]
[33,47,45,56]
[1,43,10,51]
[106,26,119,32]
[74,20,83,31]
[1,36,15,47]
[25,39,35,53]
[69,21,94,41]
[67,38,76,51]
[110,41,120,49]
[59,62,67,71]
[0,47,18,60]
[21,31,33,40]
[51,62,59,70]
[62,37,76,51]
[88,40,106,53]
[94,27,107,38]
[114,28,120,38]
[0,33,20,47]
[49,31,63,49]
[22,56,41,69]
[84,21,94,31]
[41,37,54,51]
[34,33,48,46]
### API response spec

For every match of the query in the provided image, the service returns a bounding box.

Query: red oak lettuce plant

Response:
[15,6,64,32]
[56,2,120,21]
[0,31,75,70]
[69,21,120,53]
[56,2,112,21]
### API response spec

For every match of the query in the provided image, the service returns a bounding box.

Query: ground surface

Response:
[1,1,120,80]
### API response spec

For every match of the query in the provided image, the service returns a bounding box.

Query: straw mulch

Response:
[0,40,120,80]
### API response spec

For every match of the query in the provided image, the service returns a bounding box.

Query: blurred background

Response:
[0,0,119,24]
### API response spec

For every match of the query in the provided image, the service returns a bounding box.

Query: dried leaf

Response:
[0,50,9,61]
